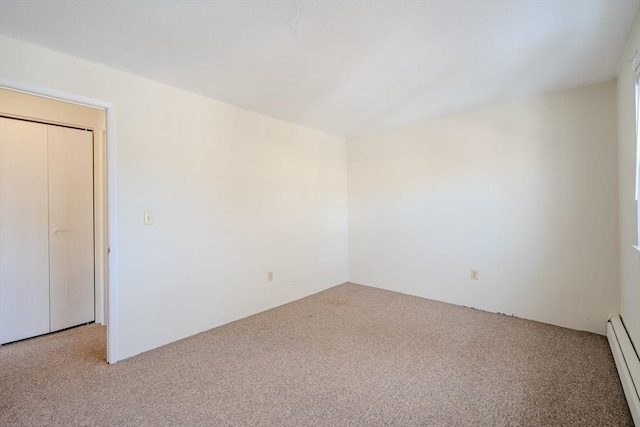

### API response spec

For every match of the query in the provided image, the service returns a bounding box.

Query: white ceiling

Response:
[0,1,638,138]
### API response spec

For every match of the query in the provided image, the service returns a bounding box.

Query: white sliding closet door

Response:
[48,125,94,332]
[0,118,50,344]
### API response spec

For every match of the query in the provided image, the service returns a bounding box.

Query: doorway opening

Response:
[0,85,117,363]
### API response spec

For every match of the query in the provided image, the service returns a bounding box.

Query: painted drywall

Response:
[617,13,640,350]
[0,36,348,361]
[348,80,619,335]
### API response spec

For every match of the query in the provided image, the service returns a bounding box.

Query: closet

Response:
[0,117,94,344]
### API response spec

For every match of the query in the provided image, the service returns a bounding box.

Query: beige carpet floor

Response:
[0,283,633,426]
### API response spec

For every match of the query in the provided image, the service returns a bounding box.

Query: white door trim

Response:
[0,77,120,364]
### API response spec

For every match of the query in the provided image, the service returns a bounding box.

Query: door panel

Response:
[0,118,51,344]
[48,125,94,332]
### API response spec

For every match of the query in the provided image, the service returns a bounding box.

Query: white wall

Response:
[0,36,348,361]
[617,13,640,350]
[348,80,619,335]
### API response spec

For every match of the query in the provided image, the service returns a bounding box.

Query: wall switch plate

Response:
[144,211,154,225]
[471,269,479,280]
[267,271,273,282]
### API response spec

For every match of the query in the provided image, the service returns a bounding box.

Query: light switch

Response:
[144,211,154,225]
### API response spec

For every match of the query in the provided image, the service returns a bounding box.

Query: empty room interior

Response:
[1,1,640,426]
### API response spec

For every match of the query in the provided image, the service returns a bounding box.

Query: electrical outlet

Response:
[471,269,479,280]
[267,271,273,282]
[143,211,154,225]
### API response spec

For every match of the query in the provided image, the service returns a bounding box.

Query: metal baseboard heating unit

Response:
[607,315,640,425]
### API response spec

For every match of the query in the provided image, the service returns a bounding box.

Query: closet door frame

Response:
[0,78,119,364]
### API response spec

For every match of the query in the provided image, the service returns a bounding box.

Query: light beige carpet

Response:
[0,283,633,426]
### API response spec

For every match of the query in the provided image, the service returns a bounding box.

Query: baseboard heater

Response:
[607,315,640,425]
